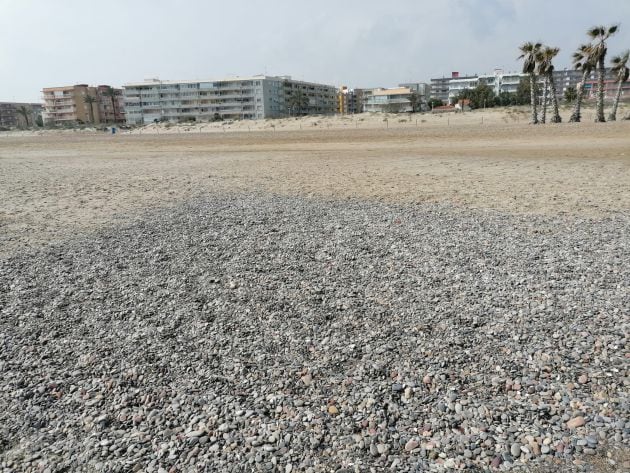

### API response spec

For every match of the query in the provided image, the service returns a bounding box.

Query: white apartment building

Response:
[123,75,337,124]
[447,77,479,102]
[479,70,527,96]
[446,70,529,103]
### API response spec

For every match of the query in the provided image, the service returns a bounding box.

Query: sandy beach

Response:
[1,107,629,257]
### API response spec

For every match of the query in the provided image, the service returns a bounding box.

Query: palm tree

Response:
[103,86,118,123]
[569,44,596,122]
[536,46,562,123]
[83,94,97,124]
[16,105,31,128]
[287,90,310,116]
[408,92,421,112]
[518,42,542,124]
[608,50,629,121]
[587,24,619,122]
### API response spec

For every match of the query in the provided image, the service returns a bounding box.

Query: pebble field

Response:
[1,194,628,472]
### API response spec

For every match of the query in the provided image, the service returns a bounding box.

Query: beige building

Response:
[42,84,124,126]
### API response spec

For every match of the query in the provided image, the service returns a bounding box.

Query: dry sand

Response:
[1,107,629,257]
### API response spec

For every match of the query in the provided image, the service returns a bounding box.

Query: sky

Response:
[1,0,629,102]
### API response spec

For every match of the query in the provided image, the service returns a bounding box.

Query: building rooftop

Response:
[124,75,335,88]
[373,87,412,96]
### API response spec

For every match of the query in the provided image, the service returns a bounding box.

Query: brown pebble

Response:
[567,416,586,429]
[404,439,419,451]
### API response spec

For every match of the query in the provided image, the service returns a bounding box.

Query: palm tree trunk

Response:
[569,70,589,122]
[548,73,562,123]
[529,73,538,124]
[111,97,117,124]
[540,77,548,124]
[607,79,623,121]
[595,56,606,122]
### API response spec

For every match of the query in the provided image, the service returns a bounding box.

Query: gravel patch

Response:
[1,194,628,472]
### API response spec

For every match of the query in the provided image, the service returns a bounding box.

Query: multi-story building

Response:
[0,102,43,128]
[337,86,368,114]
[577,68,630,99]
[435,67,629,105]
[447,77,479,102]
[445,70,528,103]
[399,82,431,98]
[430,72,477,103]
[96,85,125,124]
[42,84,95,125]
[42,84,124,126]
[364,86,424,113]
[476,70,527,97]
[338,86,350,114]
[123,75,337,124]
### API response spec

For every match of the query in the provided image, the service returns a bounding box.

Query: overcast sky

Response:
[2,0,629,102]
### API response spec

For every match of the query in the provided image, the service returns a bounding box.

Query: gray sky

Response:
[2,0,629,102]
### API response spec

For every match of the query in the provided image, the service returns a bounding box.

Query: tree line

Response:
[519,24,628,124]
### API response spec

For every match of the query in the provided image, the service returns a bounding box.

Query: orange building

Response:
[42,84,124,126]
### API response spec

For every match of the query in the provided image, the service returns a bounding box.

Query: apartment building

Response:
[364,87,418,113]
[444,70,527,103]
[337,86,367,114]
[447,77,479,101]
[42,84,124,125]
[96,85,126,124]
[434,67,628,105]
[0,102,43,128]
[123,75,337,124]
[430,72,477,103]
[478,70,526,96]
[399,82,431,98]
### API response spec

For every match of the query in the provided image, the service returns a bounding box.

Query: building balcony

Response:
[201,92,255,100]
[46,108,76,113]
[43,97,75,103]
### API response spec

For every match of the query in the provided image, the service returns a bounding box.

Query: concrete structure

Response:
[337,86,368,114]
[123,75,337,124]
[338,86,350,114]
[478,69,526,96]
[42,84,124,126]
[96,85,125,124]
[365,86,422,113]
[360,82,429,113]
[553,69,588,97]
[430,72,477,103]
[436,67,629,105]
[447,77,479,102]
[399,82,431,98]
[446,70,527,103]
[0,102,43,128]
